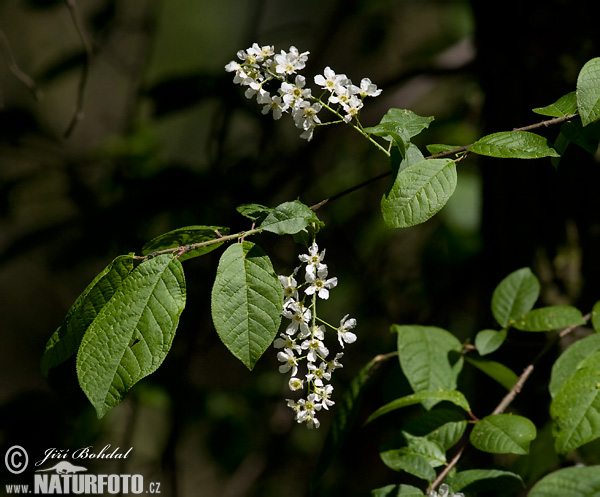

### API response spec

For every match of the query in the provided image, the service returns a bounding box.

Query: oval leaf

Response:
[41,254,134,377]
[475,328,507,356]
[211,242,283,370]
[491,268,540,328]
[550,351,600,455]
[379,451,436,483]
[404,408,468,450]
[381,158,457,228]
[446,469,523,493]
[76,255,186,418]
[366,390,471,424]
[142,225,229,261]
[528,465,600,497]
[470,131,560,159]
[470,414,536,455]
[577,57,600,126]
[512,306,585,332]
[533,92,578,118]
[259,200,320,235]
[371,484,424,497]
[549,333,600,398]
[465,356,519,391]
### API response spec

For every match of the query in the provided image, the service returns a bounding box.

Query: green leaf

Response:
[41,255,135,377]
[426,144,462,155]
[394,325,464,408]
[474,328,507,356]
[491,268,540,328]
[366,390,471,424]
[512,306,585,332]
[464,356,519,391]
[593,301,600,332]
[76,255,186,418]
[142,225,229,262]
[403,407,468,450]
[549,333,600,398]
[533,92,578,117]
[470,414,536,455]
[236,203,272,224]
[211,242,283,370]
[371,484,424,497]
[550,351,600,454]
[560,120,600,154]
[577,57,600,126]
[365,108,434,157]
[470,131,560,159]
[380,451,436,482]
[528,465,600,497]
[312,357,384,488]
[381,158,457,228]
[259,200,321,235]
[445,469,524,493]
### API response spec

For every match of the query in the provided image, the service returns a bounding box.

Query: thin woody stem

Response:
[310,113,579,211]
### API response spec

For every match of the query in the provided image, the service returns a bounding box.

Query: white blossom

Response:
[337,314,357,347]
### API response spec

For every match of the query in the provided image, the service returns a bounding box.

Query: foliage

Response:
[38,39,600,497]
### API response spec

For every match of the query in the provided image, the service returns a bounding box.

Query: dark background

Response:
[1,0,599,495]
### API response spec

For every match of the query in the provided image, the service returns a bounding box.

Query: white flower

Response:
[305,266,338,300]
[337,314,357,348]
[341,95,363,123]
[278,275,299,300]
[282,301,311,336]
[358,77,382,97]
[306,361,331,387]
[299,242,327,275]
[261,94,288,120]
[274,46,309,75]
[301,326,329,362]
[314,66,349,92]
[279,75,311,109]
[428,484,464,497]
[315,384,335,410]
[326,352,344,373]
[288,377,304,391]
[277,348,298,376]
[297,393,322,422]
[299,126,316,141]
[273,333,302,354]
[328,81,360,107]
[292,101,322,131]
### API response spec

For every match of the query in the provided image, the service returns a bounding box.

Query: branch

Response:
[309,113,579,211]
[0,30,40,100]
[429,312,591,494]
[63,0,93,138]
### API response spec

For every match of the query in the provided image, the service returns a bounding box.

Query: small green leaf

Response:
[550,351,600,454]
[426,144,462,155]
[142,226,229,262]
[76,255,186,418]
[470,414,536,455]
[549,333,600,398]
[393,325,464,408]
[41,255,135,376]
[371,484,424,497]
[512,306,585,332]
[404,408,468,450]
[528,465,600,497]
[236,203,272,224]
[533,92,578,117]
[211,242,283,370]
[464,356,519,391]
[445,469,524,493]
[560,120,600,154]
[380,436,444,484]
[366,390,470,424]
[592,301,600,332]
[577,57,600,126]
[470,131,560,159]
[259,200,321,235]
[474,328,507,356]
[381,158,457,228]
[491,268,540,328]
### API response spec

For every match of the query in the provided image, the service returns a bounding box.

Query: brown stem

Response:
[0,30,40,99]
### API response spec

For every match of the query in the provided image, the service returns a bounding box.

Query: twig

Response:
[428,312,591,494]
[0,30,40,99]
[309,113,579,211]
[63,0,93,138]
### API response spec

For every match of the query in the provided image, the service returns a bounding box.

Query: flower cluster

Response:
[275,242,357,428]
[428,484,464,497]
[225,43,382,141]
